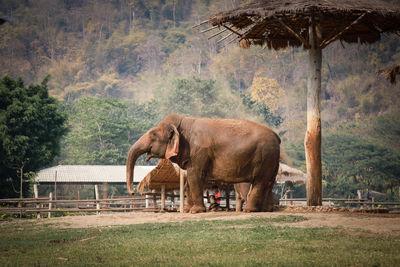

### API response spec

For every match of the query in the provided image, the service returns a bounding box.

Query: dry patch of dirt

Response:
[34,210,400,235]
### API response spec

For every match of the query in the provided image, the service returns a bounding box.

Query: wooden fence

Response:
[279,197,400,209]
[0,192,181,218]
[2,195,399,218]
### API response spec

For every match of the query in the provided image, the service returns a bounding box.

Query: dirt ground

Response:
[35,208,400,236]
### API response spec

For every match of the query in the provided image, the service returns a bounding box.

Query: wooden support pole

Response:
[152,189,157,208]
[192,19,210,29]
[226,190,230,210]
[48,192,52,218]
[179,169,185,213]
[290,189,294,206]
[102,182,108,208]
[207,28,227,40]
[145,194,149,208]
[102,182,108,199]
[33,184,41,219]
[161,184,166,211]
[217,32,234,43]
[200,25,219,33]
[305,18,323,206]
[222,25,242,38]
[95,184,100,214]
[54,171,57,203]
[76,190,80,209]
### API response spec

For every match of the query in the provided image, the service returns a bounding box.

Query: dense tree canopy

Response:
[322,133,400,198]
[60,97,157,165]
[0,76,67,197]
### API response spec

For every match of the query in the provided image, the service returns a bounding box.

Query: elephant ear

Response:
[165,125,179,159]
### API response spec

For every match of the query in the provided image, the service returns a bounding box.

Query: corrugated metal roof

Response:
[35,165,155,183]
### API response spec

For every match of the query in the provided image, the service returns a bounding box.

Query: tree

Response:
[0,76,68,198]
[60,97,157,165]
[322,133,400,198]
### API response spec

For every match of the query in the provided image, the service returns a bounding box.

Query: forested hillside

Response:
[1,0,399,198]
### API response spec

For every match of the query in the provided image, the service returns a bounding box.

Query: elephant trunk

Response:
[126,134,149,195]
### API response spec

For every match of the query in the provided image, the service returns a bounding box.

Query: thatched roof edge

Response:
[377,64,400,84]
[209,0,400,25]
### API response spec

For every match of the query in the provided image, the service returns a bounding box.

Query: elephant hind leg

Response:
[260,163,279,212]
[244,155,279,212]
[243,181,264,212]
[261,185,274,212]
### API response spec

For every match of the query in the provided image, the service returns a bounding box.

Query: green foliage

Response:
[156,77,243,119]
[322,133,400,198]
[241,92,284,128]
[0,76,67,198]
[60,97,157,165]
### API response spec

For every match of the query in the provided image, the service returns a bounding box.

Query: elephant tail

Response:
[279,149,292,166]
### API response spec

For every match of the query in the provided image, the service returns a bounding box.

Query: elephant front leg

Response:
[243,184,261,212]
[187,168,206,213]
[236,197,244,212]
[234,185,243,212]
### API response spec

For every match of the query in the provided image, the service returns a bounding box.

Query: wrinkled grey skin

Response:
[126,114,280,213]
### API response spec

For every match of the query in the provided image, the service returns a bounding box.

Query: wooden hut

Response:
[277,163,306,184]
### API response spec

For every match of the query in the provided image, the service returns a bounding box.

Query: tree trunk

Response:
[305,20,322,206]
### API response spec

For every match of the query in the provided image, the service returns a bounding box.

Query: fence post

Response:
[171,190,175,209]
[372,197,375,209]
[145,194,149,208]
[152,189,157,208]
[290,190,293,206]
[95,184,100,214]
[48,192,53,218]
[161,184,166,211]
[226,190,230,210]
[180,169,185,213]
[34,184,41,219]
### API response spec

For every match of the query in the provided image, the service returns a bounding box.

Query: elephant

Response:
[126,114,281,213]
[234,183,280,212]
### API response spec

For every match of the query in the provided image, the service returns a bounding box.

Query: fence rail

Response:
[279,197,400,208]
[2,195,399,218]
[0,193,177,217]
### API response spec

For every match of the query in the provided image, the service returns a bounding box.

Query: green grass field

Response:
[0,215,399,266]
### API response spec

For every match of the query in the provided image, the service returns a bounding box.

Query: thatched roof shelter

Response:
[204,0,400,50]
[138,160,306,193]
[138,159,184,194]
[196,0,400,206]
[377,64,400,84]
[277,163,306,184]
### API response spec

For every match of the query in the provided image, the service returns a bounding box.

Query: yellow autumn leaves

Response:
[249,72,285,112]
